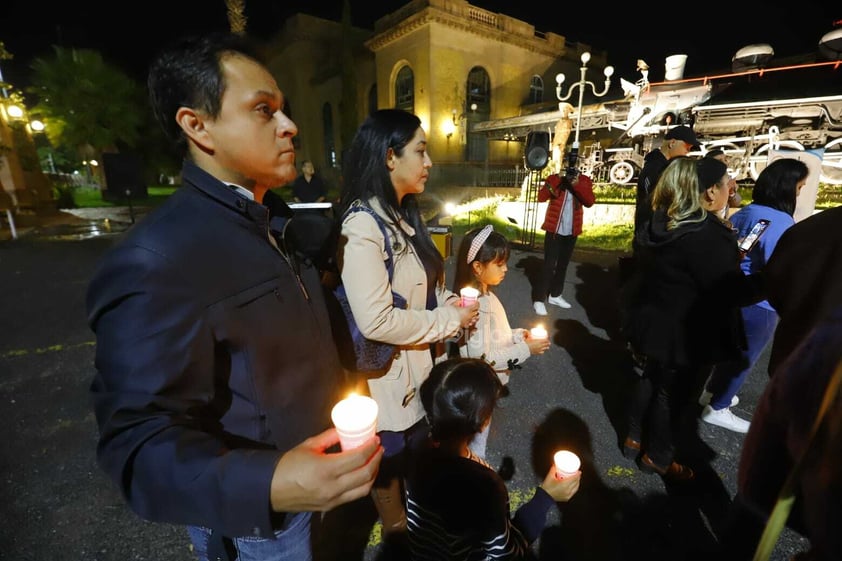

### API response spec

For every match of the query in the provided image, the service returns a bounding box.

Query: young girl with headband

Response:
[452,225,551,458]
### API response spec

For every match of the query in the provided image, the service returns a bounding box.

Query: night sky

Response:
[2,0,839,91]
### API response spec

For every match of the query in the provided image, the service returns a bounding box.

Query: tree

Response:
[338,0,359,160]
[226,0,248,34]
[27,46,145,169]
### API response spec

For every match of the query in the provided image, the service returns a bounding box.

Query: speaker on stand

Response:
[520,131,550,250]
[524,131,550,171]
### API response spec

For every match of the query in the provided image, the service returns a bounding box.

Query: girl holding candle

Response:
[406,357,580,560]
[452,224,551,458]
[336,109,479,549]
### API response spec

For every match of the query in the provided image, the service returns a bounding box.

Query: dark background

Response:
[2,0,840,89]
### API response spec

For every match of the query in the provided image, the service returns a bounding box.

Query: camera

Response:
[565,146,579,180]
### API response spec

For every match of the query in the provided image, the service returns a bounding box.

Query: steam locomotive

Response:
[596,53,842,185]
[474,37,842,185]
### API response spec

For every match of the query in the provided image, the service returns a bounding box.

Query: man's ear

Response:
[176,107,214,152]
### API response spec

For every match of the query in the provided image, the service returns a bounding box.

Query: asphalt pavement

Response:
[0,208,810,561]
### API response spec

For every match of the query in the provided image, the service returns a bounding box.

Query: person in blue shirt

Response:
[699,157,809,433]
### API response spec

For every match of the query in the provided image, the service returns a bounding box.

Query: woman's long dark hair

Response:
[751,158,809,217]
[340,109,443,284]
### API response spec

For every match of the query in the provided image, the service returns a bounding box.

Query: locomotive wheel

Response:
[609,161,636,185]
[704,142,743,176]
[820,138,842,185]
[749,141,805,180]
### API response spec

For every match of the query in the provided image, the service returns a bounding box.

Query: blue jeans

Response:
[706,304,778,410]
[187,511,312,561]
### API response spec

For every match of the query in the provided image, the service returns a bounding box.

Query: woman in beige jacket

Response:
[337,109,478,551]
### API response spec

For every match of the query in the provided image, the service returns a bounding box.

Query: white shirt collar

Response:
[223,182,254,201]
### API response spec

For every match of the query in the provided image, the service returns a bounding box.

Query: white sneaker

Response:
[698,390,739,408]
[701,405,750,433]
[547,294,572,309]
[533,301,547,316]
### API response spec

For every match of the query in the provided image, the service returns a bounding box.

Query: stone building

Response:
[265,0,610,191]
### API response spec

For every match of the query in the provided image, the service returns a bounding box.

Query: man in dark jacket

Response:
[86,33,382,560]
[633,125,701,243]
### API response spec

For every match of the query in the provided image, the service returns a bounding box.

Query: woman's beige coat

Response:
[338,199,462,432]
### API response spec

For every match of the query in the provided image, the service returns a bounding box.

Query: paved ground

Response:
[0,208,810,560]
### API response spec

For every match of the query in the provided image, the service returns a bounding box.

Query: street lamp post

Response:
[29,119,56,174]
[555,52,614,173]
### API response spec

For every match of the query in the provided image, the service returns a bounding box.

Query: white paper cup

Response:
[530,326,548,340]
[553,450,581,479]
[331,394,378,451]
[460,287,480,307]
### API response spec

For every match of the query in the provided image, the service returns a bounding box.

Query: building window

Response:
[322,103,336,168]
[466,67,491,162]
[529,75,544,104]
[395,66,414,113]
[368,84,378,115]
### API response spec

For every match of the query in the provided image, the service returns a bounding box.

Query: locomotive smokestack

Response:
[664,54,688,80]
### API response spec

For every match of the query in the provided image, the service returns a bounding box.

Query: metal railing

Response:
[429,162,530,188]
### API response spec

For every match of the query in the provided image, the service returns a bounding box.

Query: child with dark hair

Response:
[406,357,581,561]
[452,225,550,458]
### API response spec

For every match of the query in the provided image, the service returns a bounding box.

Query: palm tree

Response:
[27,46,145,184]
[339,0,359,162]
[226,0,248,34]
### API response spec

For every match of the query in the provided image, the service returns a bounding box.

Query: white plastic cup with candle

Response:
[331,393,379,451]
[530,325,548,340]
[553,450,581,479]
[460,286,480,307]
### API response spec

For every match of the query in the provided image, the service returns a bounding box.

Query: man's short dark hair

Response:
[147,32,265,152]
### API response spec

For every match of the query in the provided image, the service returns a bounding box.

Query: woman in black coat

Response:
[620,156,763,480]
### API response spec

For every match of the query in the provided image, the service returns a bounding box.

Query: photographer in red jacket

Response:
[532,171,595,315]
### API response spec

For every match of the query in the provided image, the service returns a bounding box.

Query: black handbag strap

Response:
[342,202,396,282]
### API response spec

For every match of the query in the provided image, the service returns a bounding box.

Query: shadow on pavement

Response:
[530,408,734,561]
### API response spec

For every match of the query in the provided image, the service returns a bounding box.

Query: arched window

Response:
[529,75,544,104]
[395,66,414,113]
[465,67,491,161]
[368,84,378,115]
[322,103,336,168]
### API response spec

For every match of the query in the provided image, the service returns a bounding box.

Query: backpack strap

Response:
[342,202,397,282]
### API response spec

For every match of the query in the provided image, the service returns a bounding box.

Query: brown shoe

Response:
[622,437,641,459]
[639,453,695,481]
